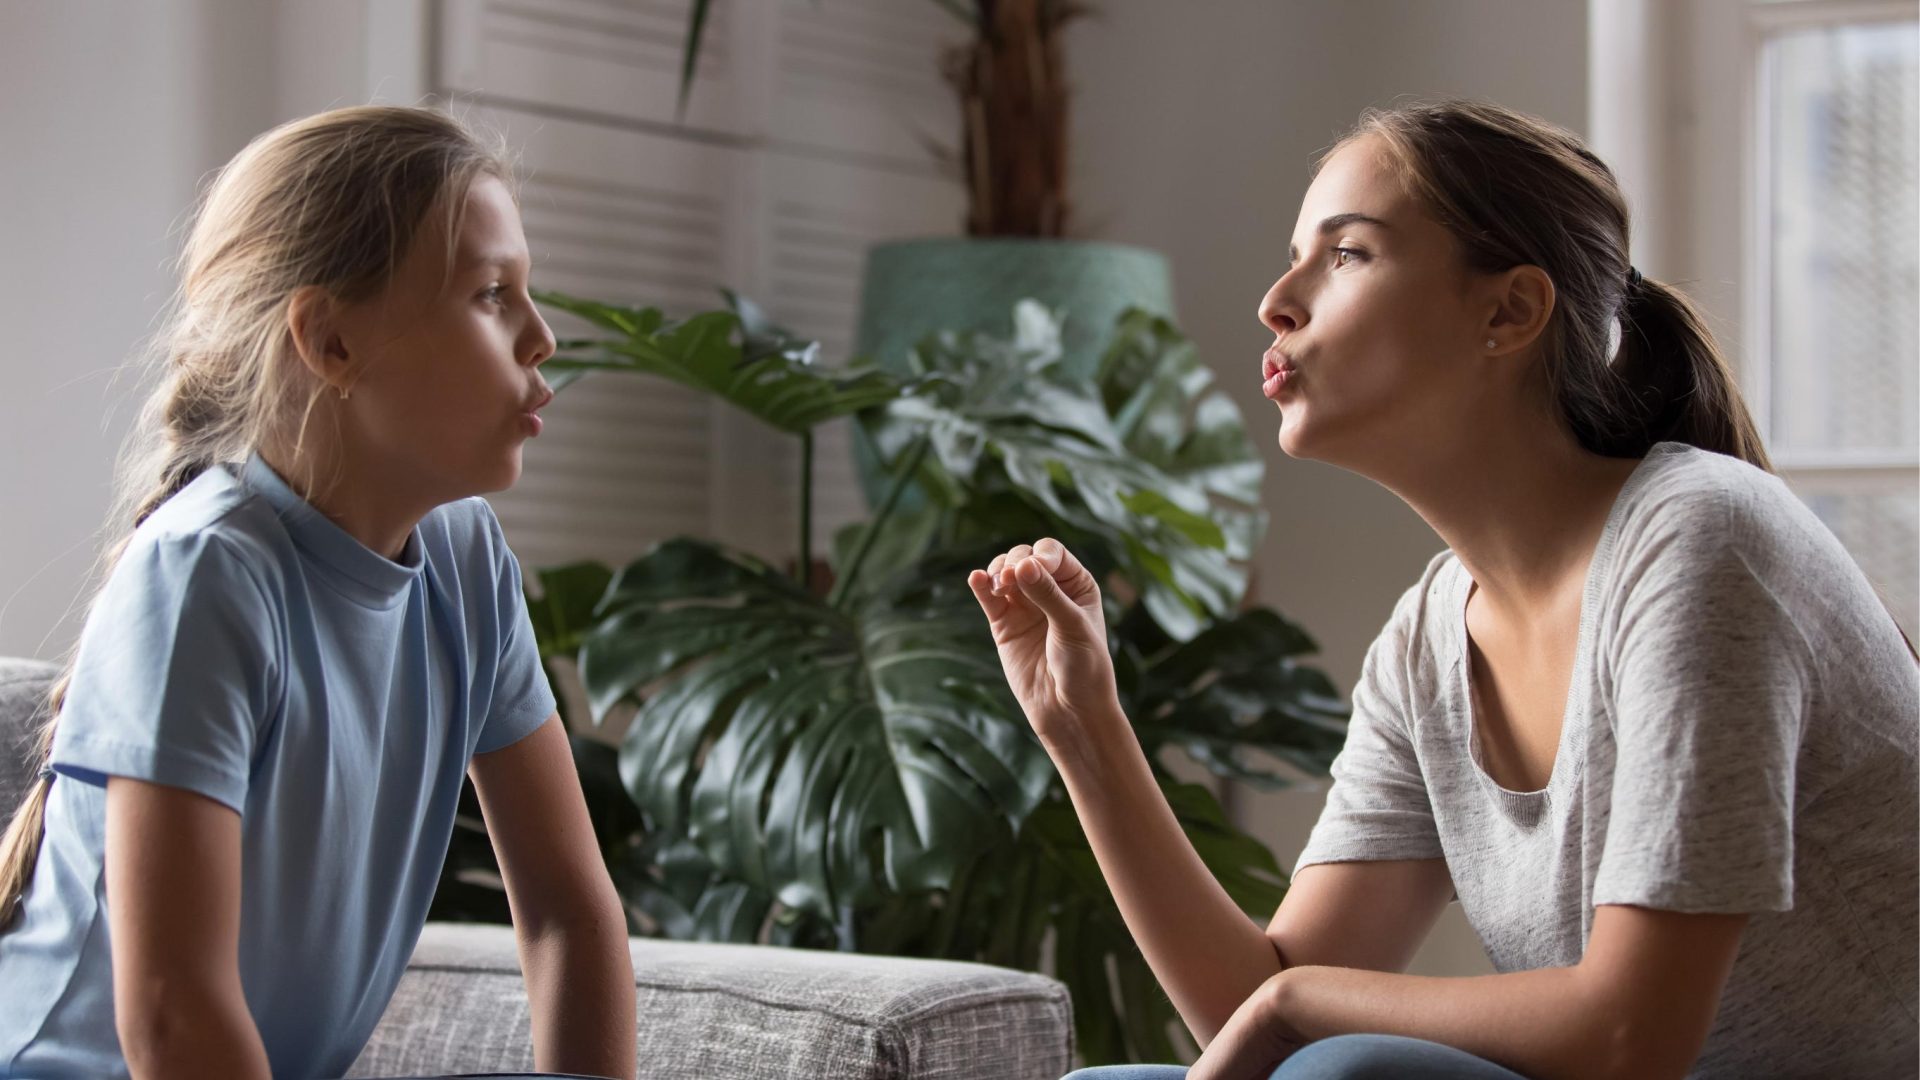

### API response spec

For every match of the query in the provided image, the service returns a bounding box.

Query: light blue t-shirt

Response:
[0,454,556,1079]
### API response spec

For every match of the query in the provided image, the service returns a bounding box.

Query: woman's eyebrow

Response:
[1289,212,1392,263]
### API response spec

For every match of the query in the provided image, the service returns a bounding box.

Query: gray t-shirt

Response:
[1297,443,1918,1079]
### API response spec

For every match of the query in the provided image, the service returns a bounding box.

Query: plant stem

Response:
[828,436,933,609]
[799,429,814,588]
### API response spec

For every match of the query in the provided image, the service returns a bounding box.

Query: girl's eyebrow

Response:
[1289,212,1392,263]
[457,248,530,273]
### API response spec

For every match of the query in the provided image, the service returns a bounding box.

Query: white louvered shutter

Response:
[437,0,966,571]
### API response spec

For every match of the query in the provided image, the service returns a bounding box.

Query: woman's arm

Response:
[469,714,636,1080]
[1050,702,1457,1046]
[973,542,1456,1046]
[1194,904,1748,1080]
[105,777,273,1080]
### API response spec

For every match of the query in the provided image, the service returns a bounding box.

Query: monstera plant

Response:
[430,294,1348,1064]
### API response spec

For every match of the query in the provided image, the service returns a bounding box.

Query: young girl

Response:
[971,101,1918,1080]
[0,107,637,1080]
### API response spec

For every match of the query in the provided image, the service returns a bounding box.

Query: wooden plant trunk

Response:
[943,0,1083,237]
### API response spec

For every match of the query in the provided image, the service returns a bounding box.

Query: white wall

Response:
[1070,0,1590,976]
[1,0,266,659]
[0,0,426,660]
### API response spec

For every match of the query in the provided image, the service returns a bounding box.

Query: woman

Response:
[969,101,1918,1080]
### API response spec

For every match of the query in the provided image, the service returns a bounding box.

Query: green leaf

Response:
[527,561,614,658]
[676,0,712,119]
[1099,308,1267,560]
[581,538,1056,917]
[1122,489,1226,549]
[535,290,909,436]
[860,304,1260,641]
[829,506,940,604]
[1120,604,1349,789]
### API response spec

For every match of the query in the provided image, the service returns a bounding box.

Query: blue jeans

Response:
[1062,1033,1530,1079]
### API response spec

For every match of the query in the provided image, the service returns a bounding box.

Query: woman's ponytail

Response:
[1346,102,1775,471]
[1608,273,1774,472]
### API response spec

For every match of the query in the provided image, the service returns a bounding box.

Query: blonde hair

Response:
[0,105,513,925]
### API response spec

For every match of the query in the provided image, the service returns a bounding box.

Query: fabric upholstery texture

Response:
[348,924,1072,1080]
[0,657,56,816]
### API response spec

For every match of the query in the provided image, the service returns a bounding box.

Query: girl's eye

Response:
[481,284,507,305]
[1332,247,1364,268]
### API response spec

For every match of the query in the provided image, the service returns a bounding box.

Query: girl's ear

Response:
[1482,264,1556,355]
[285,286,356,395]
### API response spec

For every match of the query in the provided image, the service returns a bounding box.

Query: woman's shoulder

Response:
[1372,549,1469,672]
[1615,443,1845,573]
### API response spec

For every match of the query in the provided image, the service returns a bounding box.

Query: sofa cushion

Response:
[349,922,1073,1080]
[0,658,58,814]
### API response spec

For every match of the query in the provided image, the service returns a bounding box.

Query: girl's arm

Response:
[105,777,273,1080]
[469,714,637,1080]
[1194,904,1748,1080]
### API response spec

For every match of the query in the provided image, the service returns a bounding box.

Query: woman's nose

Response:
[1258,276,1304,334]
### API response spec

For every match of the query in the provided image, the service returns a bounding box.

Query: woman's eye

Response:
[1332,247,1364,268]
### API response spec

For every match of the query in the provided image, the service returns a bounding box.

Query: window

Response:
[1754,5,1918,633]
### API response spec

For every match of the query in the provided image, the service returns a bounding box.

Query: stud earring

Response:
[1485,339,1497,349]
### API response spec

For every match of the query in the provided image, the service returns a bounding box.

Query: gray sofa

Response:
[0,657,1074,1079]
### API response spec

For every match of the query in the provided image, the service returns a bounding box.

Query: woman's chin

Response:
[1276,411,1313,460]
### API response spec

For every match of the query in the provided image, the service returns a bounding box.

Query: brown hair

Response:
[1339,103,1920,651]
[1336,100,1773,470]
[0,105,513,926]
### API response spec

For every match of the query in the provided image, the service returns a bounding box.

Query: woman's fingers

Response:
[1013,554,1085,626]
[975,540,1093,620]
[995,544,1034,595]
[967,569,1008,619]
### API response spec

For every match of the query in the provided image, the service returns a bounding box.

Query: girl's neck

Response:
[257,443,429,561]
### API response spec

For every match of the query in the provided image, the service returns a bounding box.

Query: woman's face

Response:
[1257,135,1496,471]
[332,174,557,503]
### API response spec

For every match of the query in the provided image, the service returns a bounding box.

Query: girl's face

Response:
[332,174,556,503]
[1256,135,1499,472]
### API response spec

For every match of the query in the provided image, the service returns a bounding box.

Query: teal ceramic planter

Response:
[855,238,1175,380]
[849,237,1175,509]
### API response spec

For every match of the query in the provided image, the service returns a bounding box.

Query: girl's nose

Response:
[524,311,556,367]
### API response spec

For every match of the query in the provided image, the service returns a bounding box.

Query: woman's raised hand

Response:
[967,539,1121,751]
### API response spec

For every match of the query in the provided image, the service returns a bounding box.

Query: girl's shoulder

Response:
[415,495,514,575]
[124,463,289,591]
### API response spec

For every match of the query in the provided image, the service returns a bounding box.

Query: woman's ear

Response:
[285,286,356,395]
[1483,265,1556,355]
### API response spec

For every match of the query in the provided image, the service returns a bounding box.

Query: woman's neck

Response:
[1377,426,1642,618]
